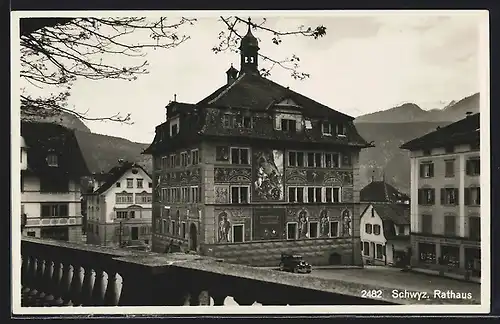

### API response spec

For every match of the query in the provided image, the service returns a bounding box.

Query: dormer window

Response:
[336,123,347,136]
[322,122,333,135]
[170,117,180,137]
[46,153,58,167]
[223,114,234,128]
[281,119,297,133]
[235,115,252,128]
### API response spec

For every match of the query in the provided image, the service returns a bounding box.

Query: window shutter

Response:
[464,188,470,205]
[429,164,434,177]
[430,189,435,204]
[465,160,471,175]
[417,189,422,204]
[440,188,445,205]
[454,188,459,205]
[419,164,424,178]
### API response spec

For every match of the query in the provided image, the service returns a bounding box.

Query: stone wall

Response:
[203,237,360,267]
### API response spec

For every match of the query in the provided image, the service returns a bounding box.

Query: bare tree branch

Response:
[214,16,326,80]
[20,16,326,124]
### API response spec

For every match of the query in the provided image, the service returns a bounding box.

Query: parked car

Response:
[279,253,312,273]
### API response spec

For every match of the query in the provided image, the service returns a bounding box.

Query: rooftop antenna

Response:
[174,94,177,102]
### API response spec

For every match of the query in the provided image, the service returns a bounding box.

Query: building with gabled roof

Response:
[144,21,372,266]
[21,121,89,242]
[85,160,153,248]
[360,179,410,204]
[401,112,481,280]
[359,203,411,267]
[359,178,410,267]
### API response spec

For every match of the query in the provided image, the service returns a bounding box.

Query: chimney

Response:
[226,64,239,85]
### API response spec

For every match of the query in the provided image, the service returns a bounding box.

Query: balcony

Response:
[20,237,427,308]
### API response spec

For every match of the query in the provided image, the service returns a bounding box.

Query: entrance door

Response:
[131,227,139,240]
[190,223,198,251]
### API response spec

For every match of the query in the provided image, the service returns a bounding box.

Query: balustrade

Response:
[19,237,403,308]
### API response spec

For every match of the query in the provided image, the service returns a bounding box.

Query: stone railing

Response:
[20,237,410,307]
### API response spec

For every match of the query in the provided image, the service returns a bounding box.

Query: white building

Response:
[86,161,153,247]
[360,204,410,266]
[21,122,88,242]
[401,112,481,279]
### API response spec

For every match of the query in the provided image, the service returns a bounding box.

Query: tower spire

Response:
[239,17,260,75]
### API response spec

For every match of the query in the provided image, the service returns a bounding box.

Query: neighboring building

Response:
[81,171,117,236]
[359,179,411,267]
[144,22,372,266]
[360,178,410,205]
[21,122,89,242]
[86,161,153,247]
[401,112,481,278]
[360,204,410,266]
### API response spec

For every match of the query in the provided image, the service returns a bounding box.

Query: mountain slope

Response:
[74,130,152,174]
[354,92,480,193]
[21,110,91,133]
[355,122,450,193]
[354,93,479,124]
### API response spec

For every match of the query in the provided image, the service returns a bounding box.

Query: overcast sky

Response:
[23,12,484,143]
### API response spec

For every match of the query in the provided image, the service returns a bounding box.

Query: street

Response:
[303,266,481,303]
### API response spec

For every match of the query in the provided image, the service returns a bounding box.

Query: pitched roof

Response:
[197,72,355,120]
[361,203,410,240]
[144,68,372,155]
[372,204,411,225]
[400,112,479,151]
[360,181,409,203]
[93,161,152,195]
[21,121,89,178]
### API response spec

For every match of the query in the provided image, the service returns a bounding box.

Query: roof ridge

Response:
[384,182,389,202]
[208,72,246,105]
[261,76,355,121]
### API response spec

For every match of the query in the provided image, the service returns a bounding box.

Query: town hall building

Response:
[144,21,372,266]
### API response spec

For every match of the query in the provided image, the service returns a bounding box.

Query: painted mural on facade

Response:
[166,168,201,186]
[298,209,309,238]
[342,209,352,236]
[319,209,330,237]
[215,208,252,242]
[214,168,252,183]
[252,208,285,241]
[215,186,229,204]
[252,149,284,201]
[216,146,230,162]
[285,169,353,186]
[154,174,163,200]
[217,211,231,242]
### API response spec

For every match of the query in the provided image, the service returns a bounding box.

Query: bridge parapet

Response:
[20,237,405,307]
